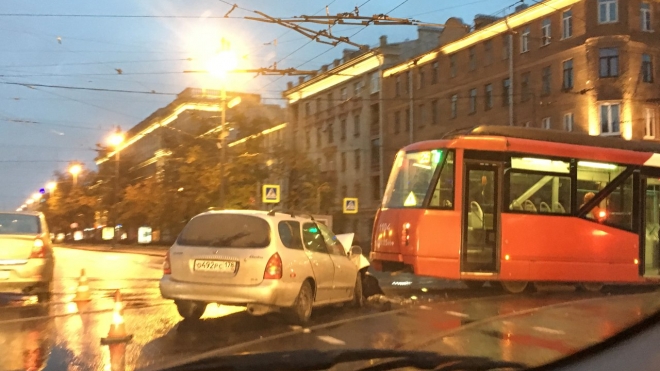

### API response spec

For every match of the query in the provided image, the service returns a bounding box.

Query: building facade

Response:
[283,26,470,247]
[382,0,660,175]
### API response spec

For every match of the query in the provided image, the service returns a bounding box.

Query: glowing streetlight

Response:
[46,182,56,192]
[206,38,238,78]
[32,192,41,201]
[108,131,125,148]
[69,164,82,186]
[26,199,34,205]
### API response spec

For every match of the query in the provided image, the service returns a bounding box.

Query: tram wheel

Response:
[500,281,529,294]
[580,282,604,292]
[463,281,485,290]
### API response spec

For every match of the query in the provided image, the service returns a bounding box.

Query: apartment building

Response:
[283,25,470,246]
[382,0,660,173]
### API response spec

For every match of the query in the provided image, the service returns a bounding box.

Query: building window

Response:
[641,2,652,31]
[485,84,493,110]
[340,119,347,140]
[645,108,657,139]
[394,111,401,134]
[341,152,346,172]
[562,10,573,39]
[370,72,380,93]
[599,0,618,24]
[563,113,574,132]
[355,149,361,170]
[450,54,457,77]
[541,18,551,46]
[502,78,511,106]
[521,72,530,102]
[432,61,439,84]
[521,26,530,53]
[431,99,438,125]
[469,47,476,71]
[418,67,425,89]
[327,92,333,107]
[469,88,477,114]
[451,94,458,118]
[371,175,380,201]
[599,48,619,77]
[353,81,361,96]
[419,104,426,127]
[355,184,361,200]
[429,151,455,209]
[305,102,311,117]
[542,117,551,130]
[353,114,361,137]
[484,40,493,66]
[642,54,654,83]
[600,102,621,134]
[395,75,401,97]
[562,59,574,89]
[327,123,334,143]
[502,34,510,60]
[340,87,347,101]
[371,139,380,168]
[541,66,552,95]
[316,98,322,113]
[525,121,531,127]
[316,127,321,146]
[405,71,411,94]
[305,130,311,149]
[405,108,410,132]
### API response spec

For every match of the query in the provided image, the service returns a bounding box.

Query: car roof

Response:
[197,209,315,222]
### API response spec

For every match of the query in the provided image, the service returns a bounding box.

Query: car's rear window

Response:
[177,214,270,248]
[0,214,40,235]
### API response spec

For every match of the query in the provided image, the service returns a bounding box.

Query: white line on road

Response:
[533,326,565,335]
[317,335,346,345]
[445,310,470,318]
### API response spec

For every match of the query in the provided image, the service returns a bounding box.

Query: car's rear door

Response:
[301,222,335,304]
[169,214,273,286]
[317,223,357,302]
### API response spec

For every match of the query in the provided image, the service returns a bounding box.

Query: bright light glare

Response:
[578,161,617,170]
[32,193,41,200]
[207,50,238,77]
[108,132,125,147]
[69,164,82,176]
[46,182,56,191]
[26,199,34,205]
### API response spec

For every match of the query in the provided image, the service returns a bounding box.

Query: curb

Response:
[55,245,167,257]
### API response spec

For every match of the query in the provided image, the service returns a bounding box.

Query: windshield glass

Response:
[0,214,40,235]
[177,214,270,248]
[382,149,445,208]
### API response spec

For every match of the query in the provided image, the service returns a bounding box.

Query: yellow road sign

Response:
[262,184,280,203]
[343,198,358,214]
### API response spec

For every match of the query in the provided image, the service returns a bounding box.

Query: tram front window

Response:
[383,149,446,208]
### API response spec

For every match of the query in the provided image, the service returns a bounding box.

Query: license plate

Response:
[193,260,236,273]
[0,271,9,280]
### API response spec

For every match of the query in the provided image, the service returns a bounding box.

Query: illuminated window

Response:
[642,54,653,83]
[598,0,618,24]
[521,26,530,53]
[383,149,446,208]
[469,89,477,114]
[509,172,572,214]
[641,2,652,31]
[562,10,573,39]
[541,18,551,46]
[542,117,551,130]
[564,112,574,132]
[599,48,619,77]
[645,107,657,139]
[599,102,620,134]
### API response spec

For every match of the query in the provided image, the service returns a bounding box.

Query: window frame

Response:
[469,88,477,114]
[353,114,361,137]
[541,18,552,46]
[505,168,574,217]
[451,94,458,118]
[542,66,552,95]
[431,61,439,84]
[502,78,511,106]
[542,117,552,130]
[485,84,493,110]
[598,0,618,24]
[278,221,304,250]
[599,48,619,78]
[562,59,574,90]
[599,101,621,135]
[426,150,456,210]
[564,112,574,132]
[645,107,657,139]
[641,2,652,31]
[468,47,477,71]
[577,166,636,232]
[642,54,653,83]
[521,26,530,53]
[562,9,573,39]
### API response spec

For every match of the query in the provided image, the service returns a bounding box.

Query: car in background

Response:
[0,211,55,302]
[160,210,369,323]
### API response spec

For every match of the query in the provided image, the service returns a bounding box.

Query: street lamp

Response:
[32,192,41,201]
[208,38,240,209]
[107,127,124,248]
[69,164,82,186]
[46,182,56,192]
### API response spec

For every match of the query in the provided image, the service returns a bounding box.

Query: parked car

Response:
[0,211,55,302]
[159,210,370,323]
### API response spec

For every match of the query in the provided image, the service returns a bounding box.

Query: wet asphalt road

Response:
[0,247,659,371]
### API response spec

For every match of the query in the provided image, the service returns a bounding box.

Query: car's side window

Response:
[317,223,346,256]
[302,222,329,253]
[278,221,303,250]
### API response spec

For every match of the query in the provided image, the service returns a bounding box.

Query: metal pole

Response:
[113,150,119,248]
[408,70,413,144]
[219,86,227,209]
[508,29,514,126]
[73,174,78,187]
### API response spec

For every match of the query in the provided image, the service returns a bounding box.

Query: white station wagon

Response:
[160,210,370,323]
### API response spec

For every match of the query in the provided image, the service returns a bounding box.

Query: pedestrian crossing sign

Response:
[343,198,358,214]
[262,184,280,203]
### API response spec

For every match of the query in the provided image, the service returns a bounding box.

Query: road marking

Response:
[317,335,346,345]
[446,310,470,318]
[533,326,565,335]
[419,305,431,310]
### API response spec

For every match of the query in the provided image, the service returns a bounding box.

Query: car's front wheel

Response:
[175,300,207,320]
[352,274,364,308]
[286,281,313,324]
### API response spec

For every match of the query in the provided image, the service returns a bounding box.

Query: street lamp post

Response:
[108,127,125,248]
[69,164,82,186]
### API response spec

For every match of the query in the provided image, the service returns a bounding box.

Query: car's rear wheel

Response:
[286,281,313,324]
[175,300,206,320]
[36,281,52,303]
[352,274,364,308]
[362,273,383,298]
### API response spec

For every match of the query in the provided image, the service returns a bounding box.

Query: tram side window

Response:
[577,161,628,225]
[383,149,446,208]
[429,151,455,208]
[509,172,572,214]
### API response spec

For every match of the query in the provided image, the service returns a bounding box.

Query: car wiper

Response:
[208,232,251,247]
[152,348,526,371]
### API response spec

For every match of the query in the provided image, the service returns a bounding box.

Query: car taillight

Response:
[30,238,45,258]
[263,253,282,280]
[163,251,171,275]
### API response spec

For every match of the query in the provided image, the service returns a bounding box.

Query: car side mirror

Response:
[349,245,362,257]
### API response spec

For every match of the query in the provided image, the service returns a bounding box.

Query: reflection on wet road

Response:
[0,247,659,371]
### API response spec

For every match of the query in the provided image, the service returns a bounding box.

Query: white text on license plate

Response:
[0,271,9,280]
[193,260,236,273]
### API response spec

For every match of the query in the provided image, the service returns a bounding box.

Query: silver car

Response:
[0,211,55,302]
[160,210,369,323]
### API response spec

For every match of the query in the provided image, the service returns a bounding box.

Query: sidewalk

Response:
[55,243,168,257]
